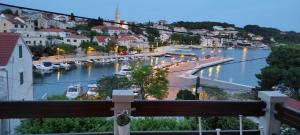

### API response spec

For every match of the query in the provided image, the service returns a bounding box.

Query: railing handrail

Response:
[0,100,265,118]
[33,130,261,135]
[275,103,300,130]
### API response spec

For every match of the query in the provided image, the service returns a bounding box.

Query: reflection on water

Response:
[115,62,120,71]
[34,48,270,99]
[155,57,159,65]
[194,48,270,86]
[88,64,92,77]
[241,48,248,73]
[150,58,153,66]
[208,67,213,78]
[215,65,221,79]
[200,70,204,78]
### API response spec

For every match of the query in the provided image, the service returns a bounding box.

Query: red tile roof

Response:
[0,33,20,66]
[2,14,24,25]
[92,25,126,31]
[66,34,89,39]
[95,36,109,43]
[117,35,138,41]
[39,28,66,32]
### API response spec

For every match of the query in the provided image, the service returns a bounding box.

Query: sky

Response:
[0,0,300,32]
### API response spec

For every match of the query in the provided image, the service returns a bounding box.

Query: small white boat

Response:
[227,47,234,50]
[115,65,132,77]
[86,59,94,63]
[60,62,71,70]
[65,84,84,99]
[87,83,97,97]
[110,58,117,62]
[75,60,83,66]
[52,63,61,70]
[34,61,54,72]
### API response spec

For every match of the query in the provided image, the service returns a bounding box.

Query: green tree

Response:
[97,76,132,98]
[70,13,75,21]
[55,43,77,54]
[256,45,300,100]
[146,28,160,42]
[1,9,14,15]
[131,63,168,99]
[171,33,200,44]
[176,89,196,100]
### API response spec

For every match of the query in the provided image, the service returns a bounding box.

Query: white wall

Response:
[0,37,33,135]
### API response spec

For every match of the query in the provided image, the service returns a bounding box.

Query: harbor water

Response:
[33,48,270,99]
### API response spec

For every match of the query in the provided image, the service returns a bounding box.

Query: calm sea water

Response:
[33,48,270,99]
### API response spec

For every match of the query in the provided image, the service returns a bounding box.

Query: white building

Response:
[160,33,171,42]
[38,28,72,38]
[213,26,224,31]
[91,25,128,36]
[63,34,90,47]
[200,36,223,47]
[20,31,49,46]
[0,14,27,33]
[0,33,33,135]
[173,27,187,33]
[189,29,209,35]
[117,35,148,49]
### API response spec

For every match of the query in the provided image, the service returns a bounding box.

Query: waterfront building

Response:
[200,36,223,47]
[116,35,148,49]
[0,33,33,135]
[94,35,111,46]
[63,34,90,47]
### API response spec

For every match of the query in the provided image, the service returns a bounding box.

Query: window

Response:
[21,25,24,28]
[73,40,77,42]
[27,34,29,37]
[20,72,24,85]
[19,46,22,58]
[15,24,18,28]
[4,23,6,26]
[0,76,4,92]
[67,39,70,42]
[33,41,36,45]
[40,41,42,44]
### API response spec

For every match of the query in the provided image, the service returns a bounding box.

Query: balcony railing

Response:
[0,91,299,135]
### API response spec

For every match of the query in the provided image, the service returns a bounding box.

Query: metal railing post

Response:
[216,128,221,135]
[239,115,243,135]
[112,90,134,135]
[258,91,287,135]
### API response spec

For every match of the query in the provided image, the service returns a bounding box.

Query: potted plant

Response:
[117,111,131,135]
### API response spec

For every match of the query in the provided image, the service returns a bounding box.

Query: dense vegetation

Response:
[171,21,235,31]
[242,25,300,44]
[255,45,300,100]
[171,33,200,44]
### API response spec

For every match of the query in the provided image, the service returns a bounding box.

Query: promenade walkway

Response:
[167,57,234,99]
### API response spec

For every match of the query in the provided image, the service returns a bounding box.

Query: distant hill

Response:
[170,21,235,31]
[170,21,300,45]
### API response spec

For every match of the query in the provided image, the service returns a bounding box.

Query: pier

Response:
[167,57,254,99]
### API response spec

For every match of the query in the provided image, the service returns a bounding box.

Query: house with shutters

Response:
[0,33,33,135]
